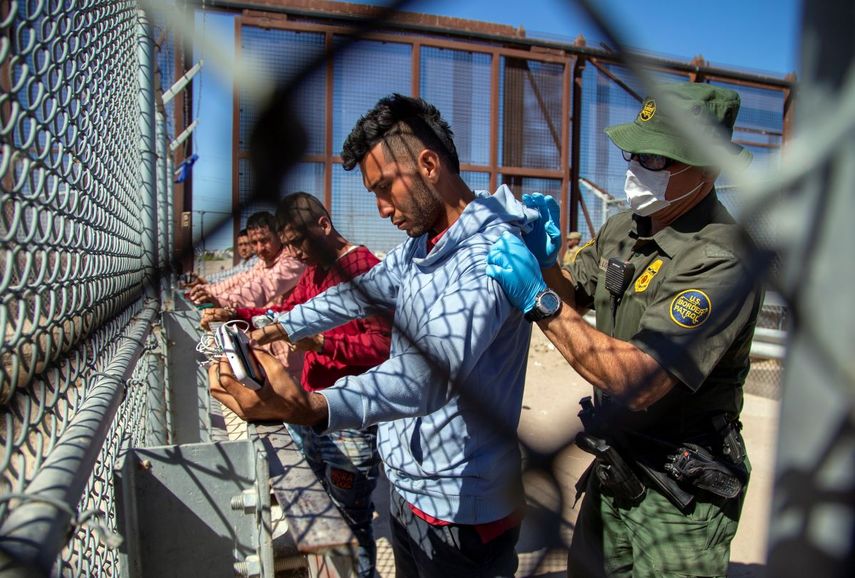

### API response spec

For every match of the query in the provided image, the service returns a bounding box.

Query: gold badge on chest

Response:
[634,259,663,293]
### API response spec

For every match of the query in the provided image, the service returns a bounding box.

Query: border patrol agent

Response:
[486,83,763,577]
[562,231,584,267]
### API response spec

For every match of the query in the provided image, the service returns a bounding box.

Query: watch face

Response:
[540,291,561,315]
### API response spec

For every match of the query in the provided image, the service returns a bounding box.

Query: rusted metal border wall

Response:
[210,0,793,254]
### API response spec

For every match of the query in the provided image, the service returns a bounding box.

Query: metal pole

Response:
[167,154,175,288]
[200,210,206,255]
[138,10,158,299]
[144,332,169,447]
[156,111,167,278]
[158,112,170,279]
[0,304,158,575]
[766,1,855,575]
[569,54,586,234]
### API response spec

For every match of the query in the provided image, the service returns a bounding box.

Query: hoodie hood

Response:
[415,184,539,267]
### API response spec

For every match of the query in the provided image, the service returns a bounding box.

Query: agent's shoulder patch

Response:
[669,289,711,329]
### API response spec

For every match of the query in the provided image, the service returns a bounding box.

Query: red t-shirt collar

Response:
[425,228,449,254]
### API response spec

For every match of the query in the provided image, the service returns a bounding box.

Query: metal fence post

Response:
[139,9,158,299]
[157,111,170,281]
[144,331,170,447]
[168,154,176,285]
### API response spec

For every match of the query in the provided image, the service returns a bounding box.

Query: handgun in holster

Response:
[575,431,646,504]
[577,396,599,433]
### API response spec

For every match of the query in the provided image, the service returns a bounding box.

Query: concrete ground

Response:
[372,326,780,577]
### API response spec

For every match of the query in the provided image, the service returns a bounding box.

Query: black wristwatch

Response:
[524,288,562,322]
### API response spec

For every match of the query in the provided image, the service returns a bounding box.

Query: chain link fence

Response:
[0,1,175,574]
[0,0,803,576]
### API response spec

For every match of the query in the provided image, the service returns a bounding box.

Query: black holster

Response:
[575,432,646,505]
[574,397,745,513]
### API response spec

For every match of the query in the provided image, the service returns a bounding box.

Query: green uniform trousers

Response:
[568,474,744,578]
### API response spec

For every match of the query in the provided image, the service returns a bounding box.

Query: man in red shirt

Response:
[206,193,391,578]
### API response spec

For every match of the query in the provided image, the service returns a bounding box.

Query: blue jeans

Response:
[389,489,520,578]
[288,425,380,578]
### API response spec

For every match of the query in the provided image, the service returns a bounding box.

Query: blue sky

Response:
[191,0,801,249]
[354,0,801,74]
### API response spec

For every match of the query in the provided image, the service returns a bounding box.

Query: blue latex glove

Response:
[486,231,547,314]
[522,193,562,267]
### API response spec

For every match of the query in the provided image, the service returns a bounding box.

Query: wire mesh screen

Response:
[239,27,326,155]
[282,163,326,201]
[461,171,491,192]
[575,63,683,240]
[500,58,565,169]
[501,176,562,201]
[328,39,413,252]
[332,164,407,255]
[238,157,276,226]
[420,47,492,166]
[332,38,413,150]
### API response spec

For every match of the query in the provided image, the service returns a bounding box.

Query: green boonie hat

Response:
[604,83,752,167]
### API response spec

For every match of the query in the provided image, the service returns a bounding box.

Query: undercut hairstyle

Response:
[341,93,460,174]
[276,192,331,233]
[245,211,278,233]
[238,228,248,237]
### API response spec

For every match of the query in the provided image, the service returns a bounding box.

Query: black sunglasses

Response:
[621,150,675,172]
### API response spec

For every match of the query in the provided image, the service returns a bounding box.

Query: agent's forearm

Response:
[542,264,586,314]
[537,305,674,410]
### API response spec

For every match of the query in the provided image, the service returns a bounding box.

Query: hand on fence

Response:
[200,307,235,330]
[179,272,206,288]
[188,284,220,307]
[522,193,562,267]
[486,231,547,314]
[293,334,324,353]
[249,323,290,346]
[209,350,327,426]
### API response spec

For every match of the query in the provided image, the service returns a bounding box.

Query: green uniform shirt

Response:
[568,191,763,442]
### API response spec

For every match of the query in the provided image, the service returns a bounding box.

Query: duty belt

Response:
[575,396,748,512]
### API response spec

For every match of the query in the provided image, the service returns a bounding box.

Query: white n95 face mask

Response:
[624,159,702,217]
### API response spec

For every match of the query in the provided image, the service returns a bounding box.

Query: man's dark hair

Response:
[238,228,248,237]
[245,211,278,233]
[341,94,460,174]
[276,192,332,233]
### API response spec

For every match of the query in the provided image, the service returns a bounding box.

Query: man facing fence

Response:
[211,94,537,577]
[207,193,391,578]
[193,228,258,285]
[190,211,304,308]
